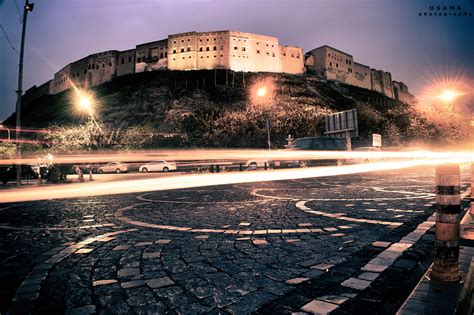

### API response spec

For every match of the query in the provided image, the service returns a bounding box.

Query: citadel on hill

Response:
[22,30,414,106]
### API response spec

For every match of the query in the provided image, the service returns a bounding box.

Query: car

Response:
[285,137,349,166]
[139,160,177,172]
[245,159,272,170]
[0,165,38,185]
[347,146,383,164]
[97,162,128,173]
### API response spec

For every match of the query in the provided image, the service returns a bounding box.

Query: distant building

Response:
[167,30,303,73]
[135,40,167,73]
[305,45,413,102]
[24,30,413,105]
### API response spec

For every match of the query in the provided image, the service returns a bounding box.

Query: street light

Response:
[15,0,35,186]
[253,82,275,150]
[0,124,11,142]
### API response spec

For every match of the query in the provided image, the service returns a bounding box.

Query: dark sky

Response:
[1,0,473,121]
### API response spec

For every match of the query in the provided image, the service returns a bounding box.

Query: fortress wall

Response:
[136,40,167,73]
[352,62,371,90]
[117,49,136,76]
[280,46,304,74]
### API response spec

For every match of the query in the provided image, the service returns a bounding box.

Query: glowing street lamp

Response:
[255,85,273,150]
[0,124,11,142]
[439,89,457,103]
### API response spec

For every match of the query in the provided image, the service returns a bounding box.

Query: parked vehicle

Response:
[0,165,38,185]
[97,162,128,173]
[347,146,382,164]
[285,137,349,166]
[245,159,272,170]
[139,160,177,172]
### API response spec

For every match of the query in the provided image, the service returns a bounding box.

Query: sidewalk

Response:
[397,193,474,315]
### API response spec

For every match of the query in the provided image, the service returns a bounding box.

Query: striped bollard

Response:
[431,164,461,282]
[471,163,473,215]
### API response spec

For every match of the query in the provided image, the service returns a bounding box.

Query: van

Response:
[285,137,349,166]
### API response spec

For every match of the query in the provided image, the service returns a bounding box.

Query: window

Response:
[189,56,191,58]
[160,53,163,58]
[200,56,203,59]
[336,63,338,68]
[128,57,132,62]
[272,52,275,57]
[165,52,167,58]
[180,48,184,53]
[138,57,142,63]
[206,47,210,51]
[206,38,209,41]
[199,47,203,52]
[283,53,286,56]
[182,57,185,59]
[84,70,87,74]
[297,54,300,59]
[219,45,223,50]
[187,47,191,52]
[188,38,190,41]
[242,47,246,51]
[257,50,260,54]
[234,46,238,50]
[172,49,176,54]
[88,65,91,69]
[173,40,176,44]
[329,62,332,67]
[109,62,112,66]
[121,58,125,64]
[220,55,223,57]
[213,46,217,50]
[200,39,202,42]
[181,39,184,43]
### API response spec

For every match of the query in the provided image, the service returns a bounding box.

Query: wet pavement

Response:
[0,165,471,314]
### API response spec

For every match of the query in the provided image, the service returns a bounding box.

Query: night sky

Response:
[1,0,473,121]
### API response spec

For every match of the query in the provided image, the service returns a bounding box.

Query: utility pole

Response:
[15,0,34,186]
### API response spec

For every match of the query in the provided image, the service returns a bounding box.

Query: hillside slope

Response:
[2,70,459,149]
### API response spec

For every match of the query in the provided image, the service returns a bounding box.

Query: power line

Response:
[14,0,23,24]
[0,24,20,55]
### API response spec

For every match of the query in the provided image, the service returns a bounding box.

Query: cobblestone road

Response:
[0,165,471,314]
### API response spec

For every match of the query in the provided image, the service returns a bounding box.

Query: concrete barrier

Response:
[432,164,461,282]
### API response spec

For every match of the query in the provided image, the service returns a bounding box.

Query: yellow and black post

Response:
[432,164,461,282]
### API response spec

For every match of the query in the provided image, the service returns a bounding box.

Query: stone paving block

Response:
[121,280,146,289]
[312,263,335,271]
[194,235,209,240]
[318,295,349,305]
[65,304,96,315]
[239,222,251,226]
[298,223,313,227]
[135,242,153,246]
[310,228,323,233]
[302,269,324,279]
[361,263,389,273]
[96,237,115,242]
[92,279,118,286]
[112,244,132,251]
[142,252,161,259]
[301,299,339,314]
[357,272,379,281]
[368,257,396,267]
[118,268,141,278]
[252,239,269,245]
[268,229,282,234]
[236,237,251,241]
[341,277,371,290]
[286,239,301,243]
[286,277,309,285]
[146,277,175,289]
[330,233,345,237]
[372,241,391,248]
[323,227,338,232]
[75,248,94,254]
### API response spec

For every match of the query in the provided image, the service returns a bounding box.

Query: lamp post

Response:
[256,86,272,150]
[15,0,35,186]
[0,124,11,142]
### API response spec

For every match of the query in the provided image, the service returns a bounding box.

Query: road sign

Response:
[372,133,382,147]
[324,109,358,138]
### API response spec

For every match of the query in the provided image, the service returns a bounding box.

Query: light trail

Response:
[0,149,472,166]
[0,157,471,203]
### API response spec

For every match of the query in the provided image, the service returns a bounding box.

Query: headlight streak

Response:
[0,157,471,203]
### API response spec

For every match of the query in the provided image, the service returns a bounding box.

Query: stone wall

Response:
[352,62,371,90]
[279,46,304,74]
[117,49,136,76]
[136,40,167,73]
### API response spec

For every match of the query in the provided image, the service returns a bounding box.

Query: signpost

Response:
[324,109,358,150]
[372,133,382,147]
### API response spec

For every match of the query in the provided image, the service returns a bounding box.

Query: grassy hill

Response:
[2,70,462,150]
